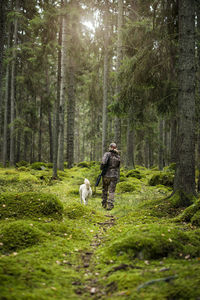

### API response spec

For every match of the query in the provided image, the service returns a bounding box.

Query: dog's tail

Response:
[84,178,90,188]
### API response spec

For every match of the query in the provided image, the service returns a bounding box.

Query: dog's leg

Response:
[83,197,86,205]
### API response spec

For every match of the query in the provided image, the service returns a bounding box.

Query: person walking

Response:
[101,143,120,210]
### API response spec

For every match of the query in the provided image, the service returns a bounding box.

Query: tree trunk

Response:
[2,20,11,167]
[10,0,19,166]
[126,108,135,169]
[38,97,42,162]
[53,11,62,178]
[102,6,109,155]
[114,0,123,149]
[66,61,75,168]
[0,0,6,149]
[196,0,200,192]
[173,0,196,197]
[170,116,177,163]
[58,0,67,171]
[158,118,164,170]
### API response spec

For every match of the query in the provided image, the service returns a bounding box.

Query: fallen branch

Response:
[137,275,178,291]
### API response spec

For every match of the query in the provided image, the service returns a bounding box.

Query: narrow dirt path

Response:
[73,214,116,299]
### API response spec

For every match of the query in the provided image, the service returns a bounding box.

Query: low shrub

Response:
[0,192,63,220]
[0,220,45,253]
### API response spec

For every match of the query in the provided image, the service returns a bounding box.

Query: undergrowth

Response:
[0,163,200,299]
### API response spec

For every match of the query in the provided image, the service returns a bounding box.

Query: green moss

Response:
[126,169,142,179]
[149,172,174,187]
[16,160,29,168]
[104,224,200,260]
[116,181,136,193]
[191,210,200,226]
[64,203,93,219]
[0,220,46,253]
[0,192,63,220]
[30,162,47,170]
[170,190,195,208]
[177,200,200,222]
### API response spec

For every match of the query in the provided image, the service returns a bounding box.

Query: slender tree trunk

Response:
[66,61,75,168]
[126,108,135,169]
[170,116,177,163]
[173,0,196,197]
[158,118,164,170]
[10,0,19,166]
[3,21,11,167]
[196,0,200,192]
[38,97,42,162]
[58,0,67,170]
[0,0,6,149]
[114,0,123,149]
[48,109,53,163]
[53,11,62,178]
[102,6,109,155]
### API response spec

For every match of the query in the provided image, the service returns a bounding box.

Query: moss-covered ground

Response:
[0,164,200,299]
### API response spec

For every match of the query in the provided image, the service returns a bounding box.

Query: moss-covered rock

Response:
[64,203,92,219]
[170,190,195,208]
[0,192,63,220]
[30,162,47,170]
[0,220,45,253]
[116,181,136,193]
[16,160,29,168]
[177,200,200,222]
[107,224,200,259]
[149,172,174,187]
[126,169,142,179]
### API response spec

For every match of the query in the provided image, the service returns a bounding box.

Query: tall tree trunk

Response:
[102,6,109,155]
[48,108,53,163]
[173,0,196,198]
[3,20,11,167]
[58,0,67,170]
[196,0,200,192]
[10,0,19,166]
[0,0,6,149]
[170,116,177,163]
[53,11,62,178]
[126,109,135,169]
[114,0,123,149]
[158,118,164,170]
[66,61,75,168]
[38,97,42,161]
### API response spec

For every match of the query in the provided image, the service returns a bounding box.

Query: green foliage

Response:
[16,160,29,168]
[64,203,94,219]
[177,200,200,223]
[0,220,46,253]
[170,191,195,208]
[126,169,142,179]
[0,192,63,220]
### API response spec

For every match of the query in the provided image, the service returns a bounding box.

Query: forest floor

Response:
[0,162,200,299]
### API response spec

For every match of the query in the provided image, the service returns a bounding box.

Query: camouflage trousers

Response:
[102,177,118,209]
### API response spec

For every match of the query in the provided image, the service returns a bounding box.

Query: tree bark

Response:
[114,0,123,149]
[2,20,11,167]
[102,5,109,155]
[158,118,164,170]
[53,11,62,178]
[10,0,19,166]
[58,0,67,171]
[173,0,196,196]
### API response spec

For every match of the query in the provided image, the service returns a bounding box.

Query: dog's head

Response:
[84,178,90,188]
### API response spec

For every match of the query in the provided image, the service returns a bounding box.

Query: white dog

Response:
[79,178,92,205]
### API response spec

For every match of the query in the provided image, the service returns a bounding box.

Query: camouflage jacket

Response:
[101,150,120,178]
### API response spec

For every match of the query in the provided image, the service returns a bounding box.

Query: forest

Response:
[0,0,200,299]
